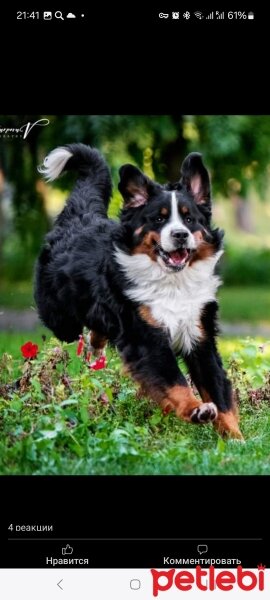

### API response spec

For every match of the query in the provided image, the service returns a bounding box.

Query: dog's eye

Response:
[155,216,165,223]
[185,216,192,224]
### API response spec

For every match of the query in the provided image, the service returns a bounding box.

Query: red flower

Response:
[89,355,106,370]
[76,335,85,356]
[21,341,39,359]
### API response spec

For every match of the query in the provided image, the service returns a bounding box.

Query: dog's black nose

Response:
[170,230,188,241]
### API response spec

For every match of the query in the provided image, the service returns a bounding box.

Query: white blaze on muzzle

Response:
[160,192,196,252]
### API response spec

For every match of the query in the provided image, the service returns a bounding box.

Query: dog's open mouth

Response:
[155,244,191,270]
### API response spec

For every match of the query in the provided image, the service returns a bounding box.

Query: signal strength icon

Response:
[216,11,224,19]
[194,11,203,19]
[206,11,214,19]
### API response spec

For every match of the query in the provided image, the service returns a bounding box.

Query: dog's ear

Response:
[180,153,211,206]
[118,165,156,208]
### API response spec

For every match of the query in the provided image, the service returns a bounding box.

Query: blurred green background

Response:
[0,114,270,332]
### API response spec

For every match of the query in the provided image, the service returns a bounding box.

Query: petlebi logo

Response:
[151,565,265,596]
[0,118,50,139]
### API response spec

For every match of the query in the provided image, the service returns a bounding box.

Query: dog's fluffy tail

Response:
[38,143,112,211]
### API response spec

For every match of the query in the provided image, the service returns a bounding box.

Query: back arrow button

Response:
[57,579,64,590]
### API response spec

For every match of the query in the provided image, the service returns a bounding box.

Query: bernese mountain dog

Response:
[35,143,242,439]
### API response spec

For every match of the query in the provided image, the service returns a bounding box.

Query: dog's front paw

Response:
[190,402,217,424]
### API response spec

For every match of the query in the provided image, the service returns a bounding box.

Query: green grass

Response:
[1,331,270,475]
[219,286,270,323]
[0,329,47,358]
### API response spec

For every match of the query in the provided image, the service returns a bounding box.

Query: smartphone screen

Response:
[0,5,269,598]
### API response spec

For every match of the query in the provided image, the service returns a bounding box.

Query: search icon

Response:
[55,11,64,20]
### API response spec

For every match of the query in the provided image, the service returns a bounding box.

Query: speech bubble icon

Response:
[197,544,208,554]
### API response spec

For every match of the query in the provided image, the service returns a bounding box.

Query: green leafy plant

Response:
[0,334,270,475]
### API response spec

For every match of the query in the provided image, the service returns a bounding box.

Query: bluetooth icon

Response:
[183,11,190,19]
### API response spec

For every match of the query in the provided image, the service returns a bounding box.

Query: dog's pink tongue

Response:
[169,249,188,265]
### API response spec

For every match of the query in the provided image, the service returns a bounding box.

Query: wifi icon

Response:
[194,11,204,19]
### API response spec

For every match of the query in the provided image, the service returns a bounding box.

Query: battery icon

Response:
[248,12,254,19]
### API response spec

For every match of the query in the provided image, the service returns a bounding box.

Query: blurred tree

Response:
[41,114,270,196]
[39,114,186,182]
[1,114,270,277]
[0,167,4,258]
[186,115,270,230]
[0,115,49,275]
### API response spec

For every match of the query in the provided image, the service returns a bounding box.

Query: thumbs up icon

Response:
[62,544,73,555]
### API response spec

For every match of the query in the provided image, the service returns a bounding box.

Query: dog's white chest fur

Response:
[115,249,223,354]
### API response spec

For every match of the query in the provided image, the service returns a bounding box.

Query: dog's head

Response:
[118,153,222,272]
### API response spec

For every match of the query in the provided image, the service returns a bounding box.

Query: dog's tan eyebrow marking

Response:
[161,207,168,216]
[180,206,189,214]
